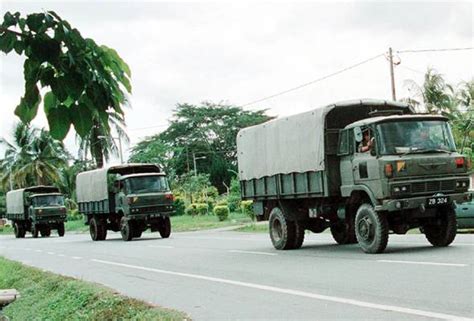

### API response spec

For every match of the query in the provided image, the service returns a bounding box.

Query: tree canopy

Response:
[129,102,273,191]
[0,11,131,140]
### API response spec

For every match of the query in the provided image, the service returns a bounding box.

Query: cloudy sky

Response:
[0,1,472,162]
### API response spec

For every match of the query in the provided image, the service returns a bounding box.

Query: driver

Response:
[412,127,437,149]
[358,129,375,153]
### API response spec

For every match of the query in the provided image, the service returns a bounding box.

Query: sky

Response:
[0,0,473,163]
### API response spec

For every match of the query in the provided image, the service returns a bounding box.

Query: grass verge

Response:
[235,222,269,233]
[171,212,252,232]
[0,256,188,321]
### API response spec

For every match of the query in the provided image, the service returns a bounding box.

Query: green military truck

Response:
[237,99,471,253]
[5,186,67,238]
[76,164,174,241]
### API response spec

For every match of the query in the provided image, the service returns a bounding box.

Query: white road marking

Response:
[34,249,42,253]
[47,252,56,255]
[91,259,471,321]
[147,245,175,249]
[228,250,277,256]
[57,254,65,257]
[71,256,82,260]
[377,260,467,267]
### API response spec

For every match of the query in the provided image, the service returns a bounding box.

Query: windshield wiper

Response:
[402,148,451,156]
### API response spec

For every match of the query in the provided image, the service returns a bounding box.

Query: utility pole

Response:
[388,47,396,101]
[193,152,206,177]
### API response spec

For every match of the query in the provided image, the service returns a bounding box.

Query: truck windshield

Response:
[126,176,169,194]
[376,120,456,155]
[33,195,65,207]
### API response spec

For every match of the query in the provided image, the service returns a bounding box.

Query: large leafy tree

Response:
[0,11,131,143]
[129,102,272,192]
[0,123,69,189]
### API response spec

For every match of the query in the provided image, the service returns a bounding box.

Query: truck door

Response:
[352,126,380,185]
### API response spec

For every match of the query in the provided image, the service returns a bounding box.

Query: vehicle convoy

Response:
[76,164,174,241]
[4,186,67,238]
[237,99,472,253]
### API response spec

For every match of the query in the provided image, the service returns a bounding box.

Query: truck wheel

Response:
[159,217,171,238]
[14,222,23,239]
[133,229,143,238]
[120,218,133,241]
[423,206,457,247]
[31,225,39,238]
[41,227,51,237]
[90,218,105,241]
[269,207,296,250]
[355,204,389,254]
[330,219,356,245]
[57,223,65,237]
[293,221,305,249]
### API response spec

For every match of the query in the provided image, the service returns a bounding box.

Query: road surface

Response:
[0,230,473,320]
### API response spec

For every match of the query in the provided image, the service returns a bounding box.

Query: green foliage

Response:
[240,200,254,220]
[216,199,228,206]
[0,257,186,321]
[67,209,82,221]
[185,203,208,216]
[0,122,69,189]
[173,196,186,216]
[130,102,272,192]
[214,205,230,221]
[227,178,242,212]
[0,11,131,140]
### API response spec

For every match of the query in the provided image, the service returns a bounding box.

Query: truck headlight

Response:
[392,185,410,194]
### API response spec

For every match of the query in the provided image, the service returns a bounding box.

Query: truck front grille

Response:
[410,180,456,195]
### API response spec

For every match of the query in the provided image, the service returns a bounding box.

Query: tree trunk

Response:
[90,121,104,168]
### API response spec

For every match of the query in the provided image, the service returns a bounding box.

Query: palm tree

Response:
[77,110,129,168]
[0,123,69,189]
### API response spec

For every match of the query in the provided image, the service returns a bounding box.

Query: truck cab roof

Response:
[344,114,448,130]
[30,193,63,198]
[118,173,166,181]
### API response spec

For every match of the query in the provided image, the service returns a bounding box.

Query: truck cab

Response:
[29,193,67,225]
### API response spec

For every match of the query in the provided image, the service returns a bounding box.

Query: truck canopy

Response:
[76,164,161,203]
[237,99,412,181]
[6,186,59,214]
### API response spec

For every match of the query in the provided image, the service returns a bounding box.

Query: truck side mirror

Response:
[354,127,363,143]
[370,139,377,156]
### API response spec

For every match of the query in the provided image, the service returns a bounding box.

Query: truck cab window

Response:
[338,130,349,155]
[357,128,374,154]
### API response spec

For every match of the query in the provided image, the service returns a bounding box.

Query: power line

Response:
[239,52,385,108]
[397,47,474,54]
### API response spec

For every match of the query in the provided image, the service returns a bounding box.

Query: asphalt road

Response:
[0,229,473,321]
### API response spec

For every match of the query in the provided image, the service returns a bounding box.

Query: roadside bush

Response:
[216,199,228,207]
[67,209,82,221]
[173,196,186,216]
[185,204,198,216]
[214,205,230,221]
[195,203,209,215]
[241,200,254,220]
[185,203,209,216]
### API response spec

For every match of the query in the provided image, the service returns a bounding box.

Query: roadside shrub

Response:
[195,203,208,215]
[173,196,186,216]
[185,203,208,216]
[241,200,254,220]
[214,205,230,221]
[67,209,82,221]
[185,204,198,216]
[216,199,228,207]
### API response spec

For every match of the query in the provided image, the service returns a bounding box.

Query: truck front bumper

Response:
[376,192,472,212]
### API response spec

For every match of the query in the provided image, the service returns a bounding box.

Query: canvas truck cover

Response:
[237,99,411,181]
[76,164,161,203]
[6,189,25,215]
[6,186,59,214]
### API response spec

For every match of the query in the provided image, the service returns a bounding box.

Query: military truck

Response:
[76,164,174,241]
[5,186,67,238]
[237,99,471,253]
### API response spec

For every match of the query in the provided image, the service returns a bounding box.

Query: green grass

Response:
[235,222,269,233]
[171,212,252,232]
[0,257,188,321]
[0,225,13,235]
[65,219,89,232]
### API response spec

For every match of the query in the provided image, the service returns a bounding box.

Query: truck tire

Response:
[14,222,24,239]
[159,217,171,238]
[90,217,106,241]
[57,223,65,237]
[355,204,389,254]
[293,221,305,249]
[423,206,457,247]
[330,218,356,245]
[40,227,51,237]
[269,207,296,250]
[120,218,133,241]
[31,225,39,238]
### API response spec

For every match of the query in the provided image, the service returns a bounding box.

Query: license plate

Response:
[427,196,449,207]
